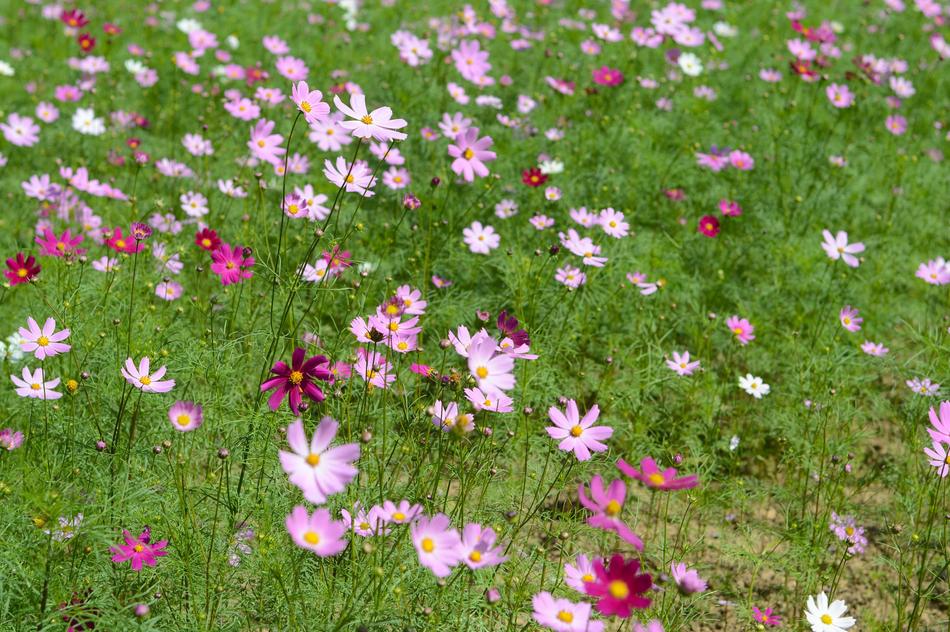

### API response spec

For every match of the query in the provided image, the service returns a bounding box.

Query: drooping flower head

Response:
[617,456,699,491]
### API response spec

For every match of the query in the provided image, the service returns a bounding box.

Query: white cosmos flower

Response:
[125,59,147,75]
[738,374,770,399]
[539,159,564,175]
[0,60,14,76]
[176,18,202,33]
[805,592,856,632]
[678,53,703,77]
[72,108,105,136]
[713,22,737,37]
[226,35,239,49]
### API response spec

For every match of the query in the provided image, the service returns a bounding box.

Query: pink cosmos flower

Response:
[290,81,330,125]
[728,150,754,170]
[459,523,507,569]
[18,317,70,360]
[532,592,604,632]
[826,83,855,108]
[0,428,24,451]
[285,506,348,556]
[380,499,422,524]
[438,112,471,139]
[121,357,175,393]
[752,606,782,626]
[907,377,940,397]
[430,400,474,433]
[578,475,643,549]
[924,441,950,477]
[670,562,707,594]
[584,554,652,618]
[861,341,889,356]
[323,156,376,197]
[598,208,628,238]
[556,265,586,288]
[829,512,868,555]
[666,351,700,376]
[564,554,598,594]
[839,306,862,332]
[719,199,742,217]
[279,417,359,505]
[464,386,513,413]
[261,348,332,414]
[1,114,41,147]
[546,399,613,461]
[110,527,168,571]
[698,215,720,237]
[885,114,907,135]
[467,333,515,394]
[340,502,389,537]
[448,127,496,182]
[247,119,285,166]
[411,513,464,577]
[821,230,865,267]
[926,401,950,444]
[726,315,755,345]
[210,243,255,285]
[168,401,202,432]
[452,40,492,81]
[333,94,407,142]
[463,221,500,254]
[617,456,699,491]
[10,367,62,400]
[632,621,665,632]
[916,258,950,285]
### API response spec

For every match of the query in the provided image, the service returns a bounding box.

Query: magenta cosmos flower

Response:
[532,592,604,632]
[546,399,613,461]
[168,401,203,432]
[411,513,464,577]
[618,456,699,491]
[592,66,624,86]
[285,505,348,557]
[279,417,358,504]
[110,527,168,571]
[121,357,175,393]
[839,306,863,332]
[18,316,70,360]
[726,315,755,345]
[752,606,782,626]
[578,475,643,549]
[261,348,332,414]
[210,243,254,286]
[585,554,652,618]
[447,126,496,182]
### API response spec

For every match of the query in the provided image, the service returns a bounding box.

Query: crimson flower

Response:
[61,9,89,28]
[261,348,332,414]
[522,167,547,188]
[78,33,96,53]
[698,215,720,238]
[585,554,652,617]
[106,227,145,254]
[195,228,221,252]
[5,252,41,285]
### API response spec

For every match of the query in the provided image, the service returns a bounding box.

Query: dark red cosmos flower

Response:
[698,215,720,238]
[261,348,332,415]
[127,137,141,150]
[5,252,41,285]
[61,9,89,28]
[78,33,96,53]
[522,167,547,188]
[195,228,221,252]
[585,554,652,618]
[103,23,122,36]
[496,310,530,347]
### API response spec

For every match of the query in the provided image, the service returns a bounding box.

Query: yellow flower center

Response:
[345,174,354,183]
[385,304,399,315]
[469,551,482,563]
[37,336,49,346]
[845,526,854,536]
[570,425,583,437]
[176,415,191,427]
[289,371,304,385]
[139,376,151,386]
[821,614,833,625]
[304,531,320,545]
[648,472,665,486]
[463,148,474,159]
[360,114,373,125]
[17,268,28,278]
[306,453,320,466]
[397,342,408,351]
[582,573,594,582]
[605,500,621,516]
[31,383,41,390]
[257,140,266,147]
[556,611,574,623]
[288,204,299,215]
[608,580,630,599]
[392,512,405,522]
[732,327,743,335]
[421,537,435,553]
[56,242,66,251]
[359,521,370,530]
[843,317,851,325]
[475,367,488,379]
[115,239,126,249]
[301,101,312,113]
[134,544,144,552]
